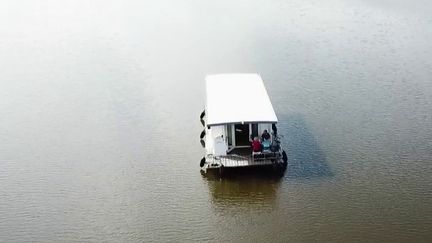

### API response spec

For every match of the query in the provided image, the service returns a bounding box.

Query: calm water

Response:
[1,0,432,242]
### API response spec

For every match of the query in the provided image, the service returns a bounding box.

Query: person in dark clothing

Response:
[261,129,270,141]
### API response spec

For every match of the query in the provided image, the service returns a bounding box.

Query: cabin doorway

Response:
[234,124,250,146]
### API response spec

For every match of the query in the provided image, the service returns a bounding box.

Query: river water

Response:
[1,0,432,242]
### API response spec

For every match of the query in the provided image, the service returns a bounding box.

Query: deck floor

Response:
[228,147,253,156]
[219,156,275,167]
[207,147,282,168]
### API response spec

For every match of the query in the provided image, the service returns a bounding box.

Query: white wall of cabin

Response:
[205,123,275,155]
[205,125,226,155]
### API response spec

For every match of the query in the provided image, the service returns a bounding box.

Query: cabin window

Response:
[226,124,232,146]
[251,123,258,139]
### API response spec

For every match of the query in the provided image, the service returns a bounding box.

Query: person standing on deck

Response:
[261,130,270,141]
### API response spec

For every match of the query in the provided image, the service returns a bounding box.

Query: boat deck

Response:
[218,155,276,167]
[207,147,282,168]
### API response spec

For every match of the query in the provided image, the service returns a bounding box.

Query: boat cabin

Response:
[204,73,278,156]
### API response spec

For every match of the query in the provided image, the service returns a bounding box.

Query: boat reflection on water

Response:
[201,171,283,212]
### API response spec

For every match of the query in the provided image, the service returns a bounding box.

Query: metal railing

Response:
[207,151,282,167]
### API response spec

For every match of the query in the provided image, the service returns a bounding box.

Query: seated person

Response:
[261,130,271,141]
[262,140,271,151]
[251,137,262,153]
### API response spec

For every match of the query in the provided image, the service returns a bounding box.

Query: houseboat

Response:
[200,73,287,175]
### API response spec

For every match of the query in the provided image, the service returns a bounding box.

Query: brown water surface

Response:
[1,0,431,242]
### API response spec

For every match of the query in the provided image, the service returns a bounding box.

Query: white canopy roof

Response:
[205,73,278,126]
